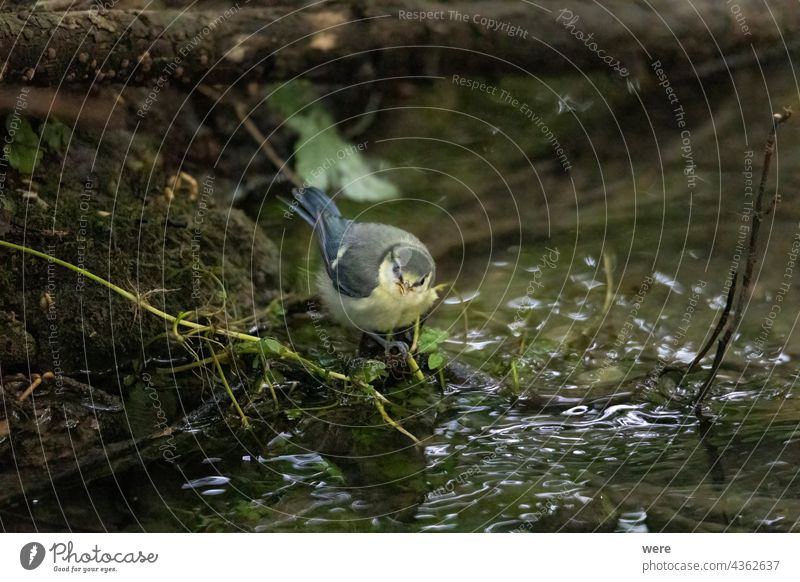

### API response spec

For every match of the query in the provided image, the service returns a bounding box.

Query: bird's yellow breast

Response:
[318,269,437,332]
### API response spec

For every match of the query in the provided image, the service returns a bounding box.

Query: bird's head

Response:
[380,243,436,297]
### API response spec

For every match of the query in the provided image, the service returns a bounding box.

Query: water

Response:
[162,179,800,532]
[15,211,796,533]
[4,71,800,533]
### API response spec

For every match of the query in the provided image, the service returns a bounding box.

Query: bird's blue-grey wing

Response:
[308,214,380,299]
[287,188,359,296]
[326,224,386,298]
[286,188,385,298]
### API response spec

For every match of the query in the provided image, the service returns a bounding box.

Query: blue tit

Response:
[285,187,438,346]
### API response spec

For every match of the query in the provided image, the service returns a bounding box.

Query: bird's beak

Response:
[396,281,407,296]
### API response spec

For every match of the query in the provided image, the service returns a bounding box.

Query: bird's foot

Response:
[365,331,408,356]
[384,339,409,358]
[362,332,410,367]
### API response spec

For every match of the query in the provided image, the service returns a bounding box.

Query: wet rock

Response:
[0,373,125,470]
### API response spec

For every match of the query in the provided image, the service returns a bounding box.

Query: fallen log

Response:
[0,1,798,88]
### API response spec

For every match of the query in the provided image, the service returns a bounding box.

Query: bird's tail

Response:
[287,187,341,226]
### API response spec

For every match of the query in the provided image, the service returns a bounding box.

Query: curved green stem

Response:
[210,346,250,428]
[373,396,420,444]
[1,239,421,442]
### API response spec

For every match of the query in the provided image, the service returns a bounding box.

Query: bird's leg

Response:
[365,331,409,358]
[394,325,416,347]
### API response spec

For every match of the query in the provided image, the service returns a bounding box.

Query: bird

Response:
[285,187,437,353]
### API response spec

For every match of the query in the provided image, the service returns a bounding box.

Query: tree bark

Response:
[0,1,798,88]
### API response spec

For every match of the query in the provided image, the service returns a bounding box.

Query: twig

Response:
[685,274,738,376]
[17,372,54,402]
[692,108,792,411]
[198,85,303,187]
[693,334,730,417]
[235,102,303,187]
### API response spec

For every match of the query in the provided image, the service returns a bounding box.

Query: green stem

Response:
[210,347,250,428]
[601,251,614,314]
[373,395,420,444]
[510,358,520,394]
[279,348,352,384]
[407,353,427,384]
[0,240,258,342]
[410,316,421,352]
[259,354,279,405]
[0,239,423,442]
[287,401,339,414]
[163,353,226,373]
[407,316,427,383]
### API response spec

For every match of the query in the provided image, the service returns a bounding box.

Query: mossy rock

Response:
[0,128,281,374]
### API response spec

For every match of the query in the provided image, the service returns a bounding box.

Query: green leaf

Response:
[39,118,71,152]
[284,408,303,421]
[6,115,38,146]
[4,143,42,174]
[269,79,318,116]
[418,327,449,354]
[269,80,399,202]
[352,359,387,384]
[427,352,445,370]
[264,298,286,324]
[260,337,284,356]
[4,115,42,174]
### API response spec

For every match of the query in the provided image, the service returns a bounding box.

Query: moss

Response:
[0,125,281,373]
[0,310,36,364]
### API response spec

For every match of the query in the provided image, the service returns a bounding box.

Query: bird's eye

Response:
[414,274,428,287]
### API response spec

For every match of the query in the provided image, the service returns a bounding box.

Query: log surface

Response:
[0,1,797,87]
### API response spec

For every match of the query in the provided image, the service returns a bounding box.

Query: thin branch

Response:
[693,332,731,416]
[686,274,738,375]
[17,372,54,402]
[692,108,792,409]
[198,85,303,187]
